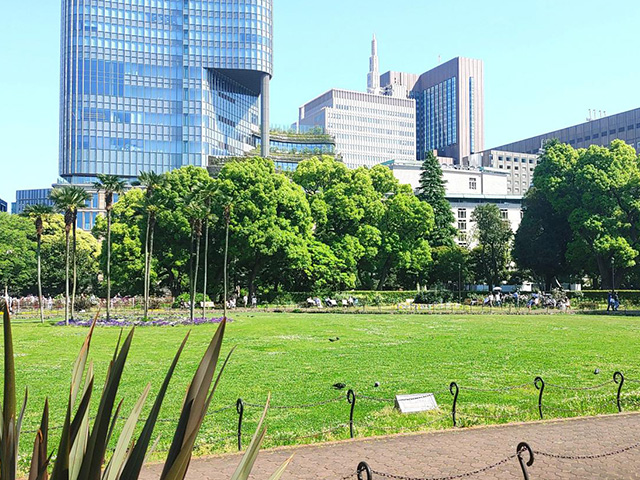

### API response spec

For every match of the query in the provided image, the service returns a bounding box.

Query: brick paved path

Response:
[141,413,640,479]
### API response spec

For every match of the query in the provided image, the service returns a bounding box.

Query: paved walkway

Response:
[141,413,640,479]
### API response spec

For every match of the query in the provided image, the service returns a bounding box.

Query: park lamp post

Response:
[458,262,462,305]
[611,257,615,292]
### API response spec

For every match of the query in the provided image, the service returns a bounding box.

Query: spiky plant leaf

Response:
[267,455,294,480]
[69,405,90,480]
[119,334,190,480]
[230,395,271,480]
[1,303,17,480]
[28,399,49,480]
[103,384,151,480]
[160,320,227,480]
[70,318,97,408]
[77,329,135,480]
[17,387,28,449]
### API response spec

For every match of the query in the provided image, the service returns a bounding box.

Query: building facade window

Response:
[469,177,477,190]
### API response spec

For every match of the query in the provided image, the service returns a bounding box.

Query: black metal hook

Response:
[236,398,244,451]
[449,382,459,427]
[347,389,356,439]
[614,371,625,413]
[517,442,534,480]
[534,376,545,420]
[357,461,372,480]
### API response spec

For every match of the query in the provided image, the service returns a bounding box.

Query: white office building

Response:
[383,159,523,247]
[296,37,416,168]
[466,149,540,195]
[297,89,417,169]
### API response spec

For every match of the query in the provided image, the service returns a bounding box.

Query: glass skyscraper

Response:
[59,0,273,184]
[409,57,484,164]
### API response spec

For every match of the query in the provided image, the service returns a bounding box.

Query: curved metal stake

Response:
[347,389,356,439]
[534,377,545,420]
[614,371,625,413]
[449,382,459,427]
[236,398,244,451]
[357,461,372,480]
[516,442,534,480]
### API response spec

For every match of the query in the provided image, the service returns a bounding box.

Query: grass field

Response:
[8,311,640,465]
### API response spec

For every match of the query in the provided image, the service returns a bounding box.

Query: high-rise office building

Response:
[0,198,7,213]
[11,189,55,215]
[408,57,484,164]
[59,0,273,185]
[493,107,640,155]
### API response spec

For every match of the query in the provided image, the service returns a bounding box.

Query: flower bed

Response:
[56,315,231,327]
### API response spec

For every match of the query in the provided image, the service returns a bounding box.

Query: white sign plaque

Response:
[395,394,438,414]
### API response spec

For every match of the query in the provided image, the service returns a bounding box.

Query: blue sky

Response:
[1,0,639,204]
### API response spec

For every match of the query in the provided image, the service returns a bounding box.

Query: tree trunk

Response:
[143,214,150,319]
[191,233,201,321]
[224,220,230,320]
[202,219,209,320]
[37,234,44,323]
[189,230,195,321]
[65,229,70,325]
[377,256,393,291]
[106,210,112,321]
[71,219,77,320]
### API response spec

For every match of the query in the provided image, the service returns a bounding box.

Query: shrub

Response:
[414,289,454,304]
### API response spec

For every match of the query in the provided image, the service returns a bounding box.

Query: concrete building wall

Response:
[298,89,416,168]
[451,198,523,248]
[467,150,539,195]
[494,107,640,155]
[382,159,521,248]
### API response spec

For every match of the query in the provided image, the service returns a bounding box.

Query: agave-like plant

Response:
[0,302,291,480]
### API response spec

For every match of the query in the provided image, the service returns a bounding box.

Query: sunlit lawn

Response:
[8,311,640,462]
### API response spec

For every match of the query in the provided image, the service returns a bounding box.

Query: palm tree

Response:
[183,195,207,322]
[50,185,91,324]
[22,204,54,323]
[94,174,127,321]
[198,181,218,320]
[133,171,165,319]
[223,205,232,321]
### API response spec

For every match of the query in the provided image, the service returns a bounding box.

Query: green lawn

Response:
[8,312,640,463]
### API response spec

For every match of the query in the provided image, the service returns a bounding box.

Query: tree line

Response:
[6,141,635,320]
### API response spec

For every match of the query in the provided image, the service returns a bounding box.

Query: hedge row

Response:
[264,290,640,307]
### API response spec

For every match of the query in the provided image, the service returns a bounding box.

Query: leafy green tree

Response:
[534,140,640,288]
[22,204,54,322]
[213,158,313,297]
[429,245,471,289]
[94,174,127,320]
[513,187,571,290]
[51,185,91,323]
[0,213,36,296]
[416,151,457,247]
[471,204,513,289]
[375,188,434,289]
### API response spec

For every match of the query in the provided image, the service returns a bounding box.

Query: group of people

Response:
[306,296,359,308]
[478,291,573,311]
